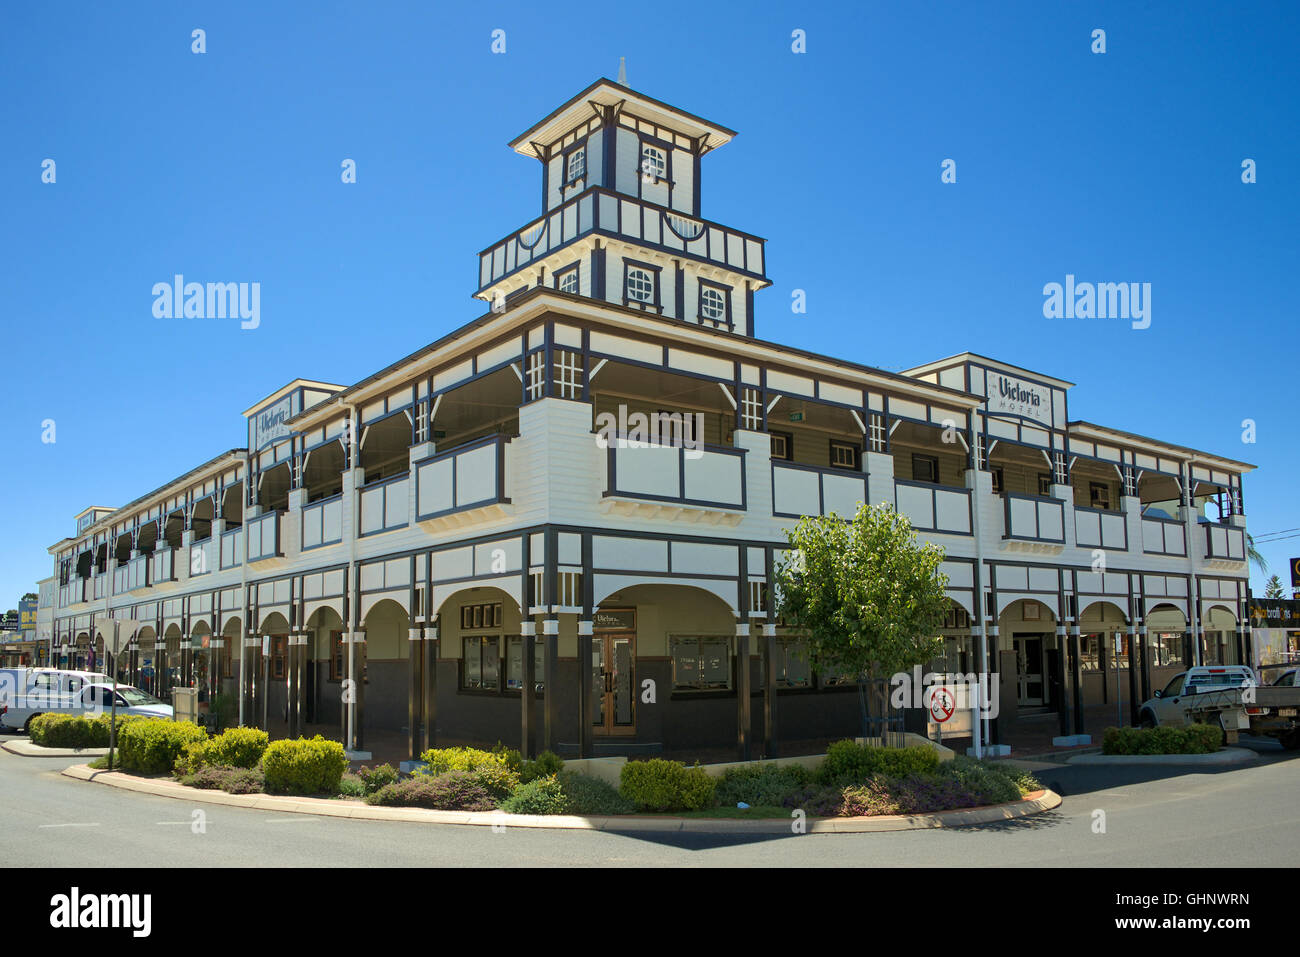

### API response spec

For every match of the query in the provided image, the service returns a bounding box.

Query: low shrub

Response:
[181,765,265,794]
[337,773,368,798]
[839,779,902,817]
[29,714,105,749]
[520,750,564,784]
[888,773,982,813]
[970,759,1041,797]
[357,763,400,795]
[500,775,570,815]
[714,763,812,808]
[781,785,845,818]
[262,736,348,795]
[415,746,520,799]
[1103,724,1220,756]
[940,760,1022,806]
[174,726,270,777]
[817,740,942,785]
[558,772,635,815]
[365,772,497,811]
[117,719,209,775]
[620,759,716,812]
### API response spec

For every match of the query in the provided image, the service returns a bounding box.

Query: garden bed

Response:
[66,726,1044,826]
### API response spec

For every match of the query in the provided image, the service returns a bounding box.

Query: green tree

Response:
[773,502,950,742]
[1264,575,1286,599]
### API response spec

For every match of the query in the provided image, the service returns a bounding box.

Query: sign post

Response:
[94,618,141,771]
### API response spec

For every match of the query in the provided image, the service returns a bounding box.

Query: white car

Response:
[0,668,171,732]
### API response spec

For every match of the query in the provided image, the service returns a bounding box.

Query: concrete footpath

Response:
[61,764,1062,834]
[3,739,108,758]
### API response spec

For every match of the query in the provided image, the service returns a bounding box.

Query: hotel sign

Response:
[249,393,295,452]
[986,373,1051,426]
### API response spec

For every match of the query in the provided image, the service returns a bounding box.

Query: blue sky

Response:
[1,1,1297,604]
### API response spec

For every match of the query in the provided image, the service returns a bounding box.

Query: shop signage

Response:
[1290,557,1300,590]
[986,372,1051,426]
[593,609,635,631]
[1250,599,1300,628]
[250,393,295,452]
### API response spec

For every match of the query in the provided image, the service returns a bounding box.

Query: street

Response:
[3,738,1298,867]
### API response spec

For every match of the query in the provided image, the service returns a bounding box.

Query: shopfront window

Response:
[1152,632,1184,667]
[671,636,732,691]
[778,638,812,688]
[505,636,545,693]
[462,635,500,691]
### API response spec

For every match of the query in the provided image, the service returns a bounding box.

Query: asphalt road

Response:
[3,737,1298,867]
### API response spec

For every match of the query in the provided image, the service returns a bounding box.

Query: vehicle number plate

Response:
[1279,708,1297,717]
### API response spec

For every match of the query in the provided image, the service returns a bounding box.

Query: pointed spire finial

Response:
[617,56,627,86]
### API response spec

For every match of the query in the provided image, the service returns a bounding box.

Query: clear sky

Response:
[2,1,1297,604]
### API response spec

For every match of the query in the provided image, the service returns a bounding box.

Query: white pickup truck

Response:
[1138,665,1300,749]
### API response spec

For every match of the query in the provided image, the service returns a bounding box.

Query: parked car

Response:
[0,668,170,733]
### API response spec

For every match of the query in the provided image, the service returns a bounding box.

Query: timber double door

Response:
[592,610,636,735]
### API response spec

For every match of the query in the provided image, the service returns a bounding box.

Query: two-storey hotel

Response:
[46,80,1255,759]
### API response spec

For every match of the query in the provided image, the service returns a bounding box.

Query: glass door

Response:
[592,632,636,735]
[1013,636,1045,706]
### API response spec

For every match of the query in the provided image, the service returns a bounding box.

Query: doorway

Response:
[592,610,636,735]
[1013,635,1046,707]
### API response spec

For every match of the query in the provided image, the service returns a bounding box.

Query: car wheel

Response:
[1281,730,1300,751]
[23,714,42,735]
[1215,715,1229,748]
[1139,711,1156,729]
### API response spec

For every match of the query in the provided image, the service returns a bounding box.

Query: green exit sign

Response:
[788,411,805,422]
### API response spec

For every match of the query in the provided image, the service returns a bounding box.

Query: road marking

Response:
[155,821,188,826]
[38,823,100,828]
[264,817,317,823]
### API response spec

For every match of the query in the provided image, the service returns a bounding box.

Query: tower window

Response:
[566,148,585,184]
[640,145,666,182]
[701,287,726,323]
[556,267,579,294]
[626,268,654,303]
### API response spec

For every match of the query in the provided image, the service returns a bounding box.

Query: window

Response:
[462,636,501,691]
[912,453,939,483]
[991,467,1004,494]
[271,635,287,680]
[556,267,579,295]
[328,631,367,683]
[330,631,344,681]
[770,431,793,461]
[739,387,762,431]
[1038,472,1052,496]
[1159,674,1184,698]
[525,349,545,401]
[640,144,666,181]
[830,441,859,470]
[772,637,812,689]
[461,602,503,630]
[553,348,582,399]
[700,285,727,325]
[565,148,585,184]
[1089,481,1111,510]
[505,636,546,693]
[671,636,732,690]
[626,268,654,304]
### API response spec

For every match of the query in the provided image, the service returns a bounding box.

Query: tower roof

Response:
[508,78,737,160]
